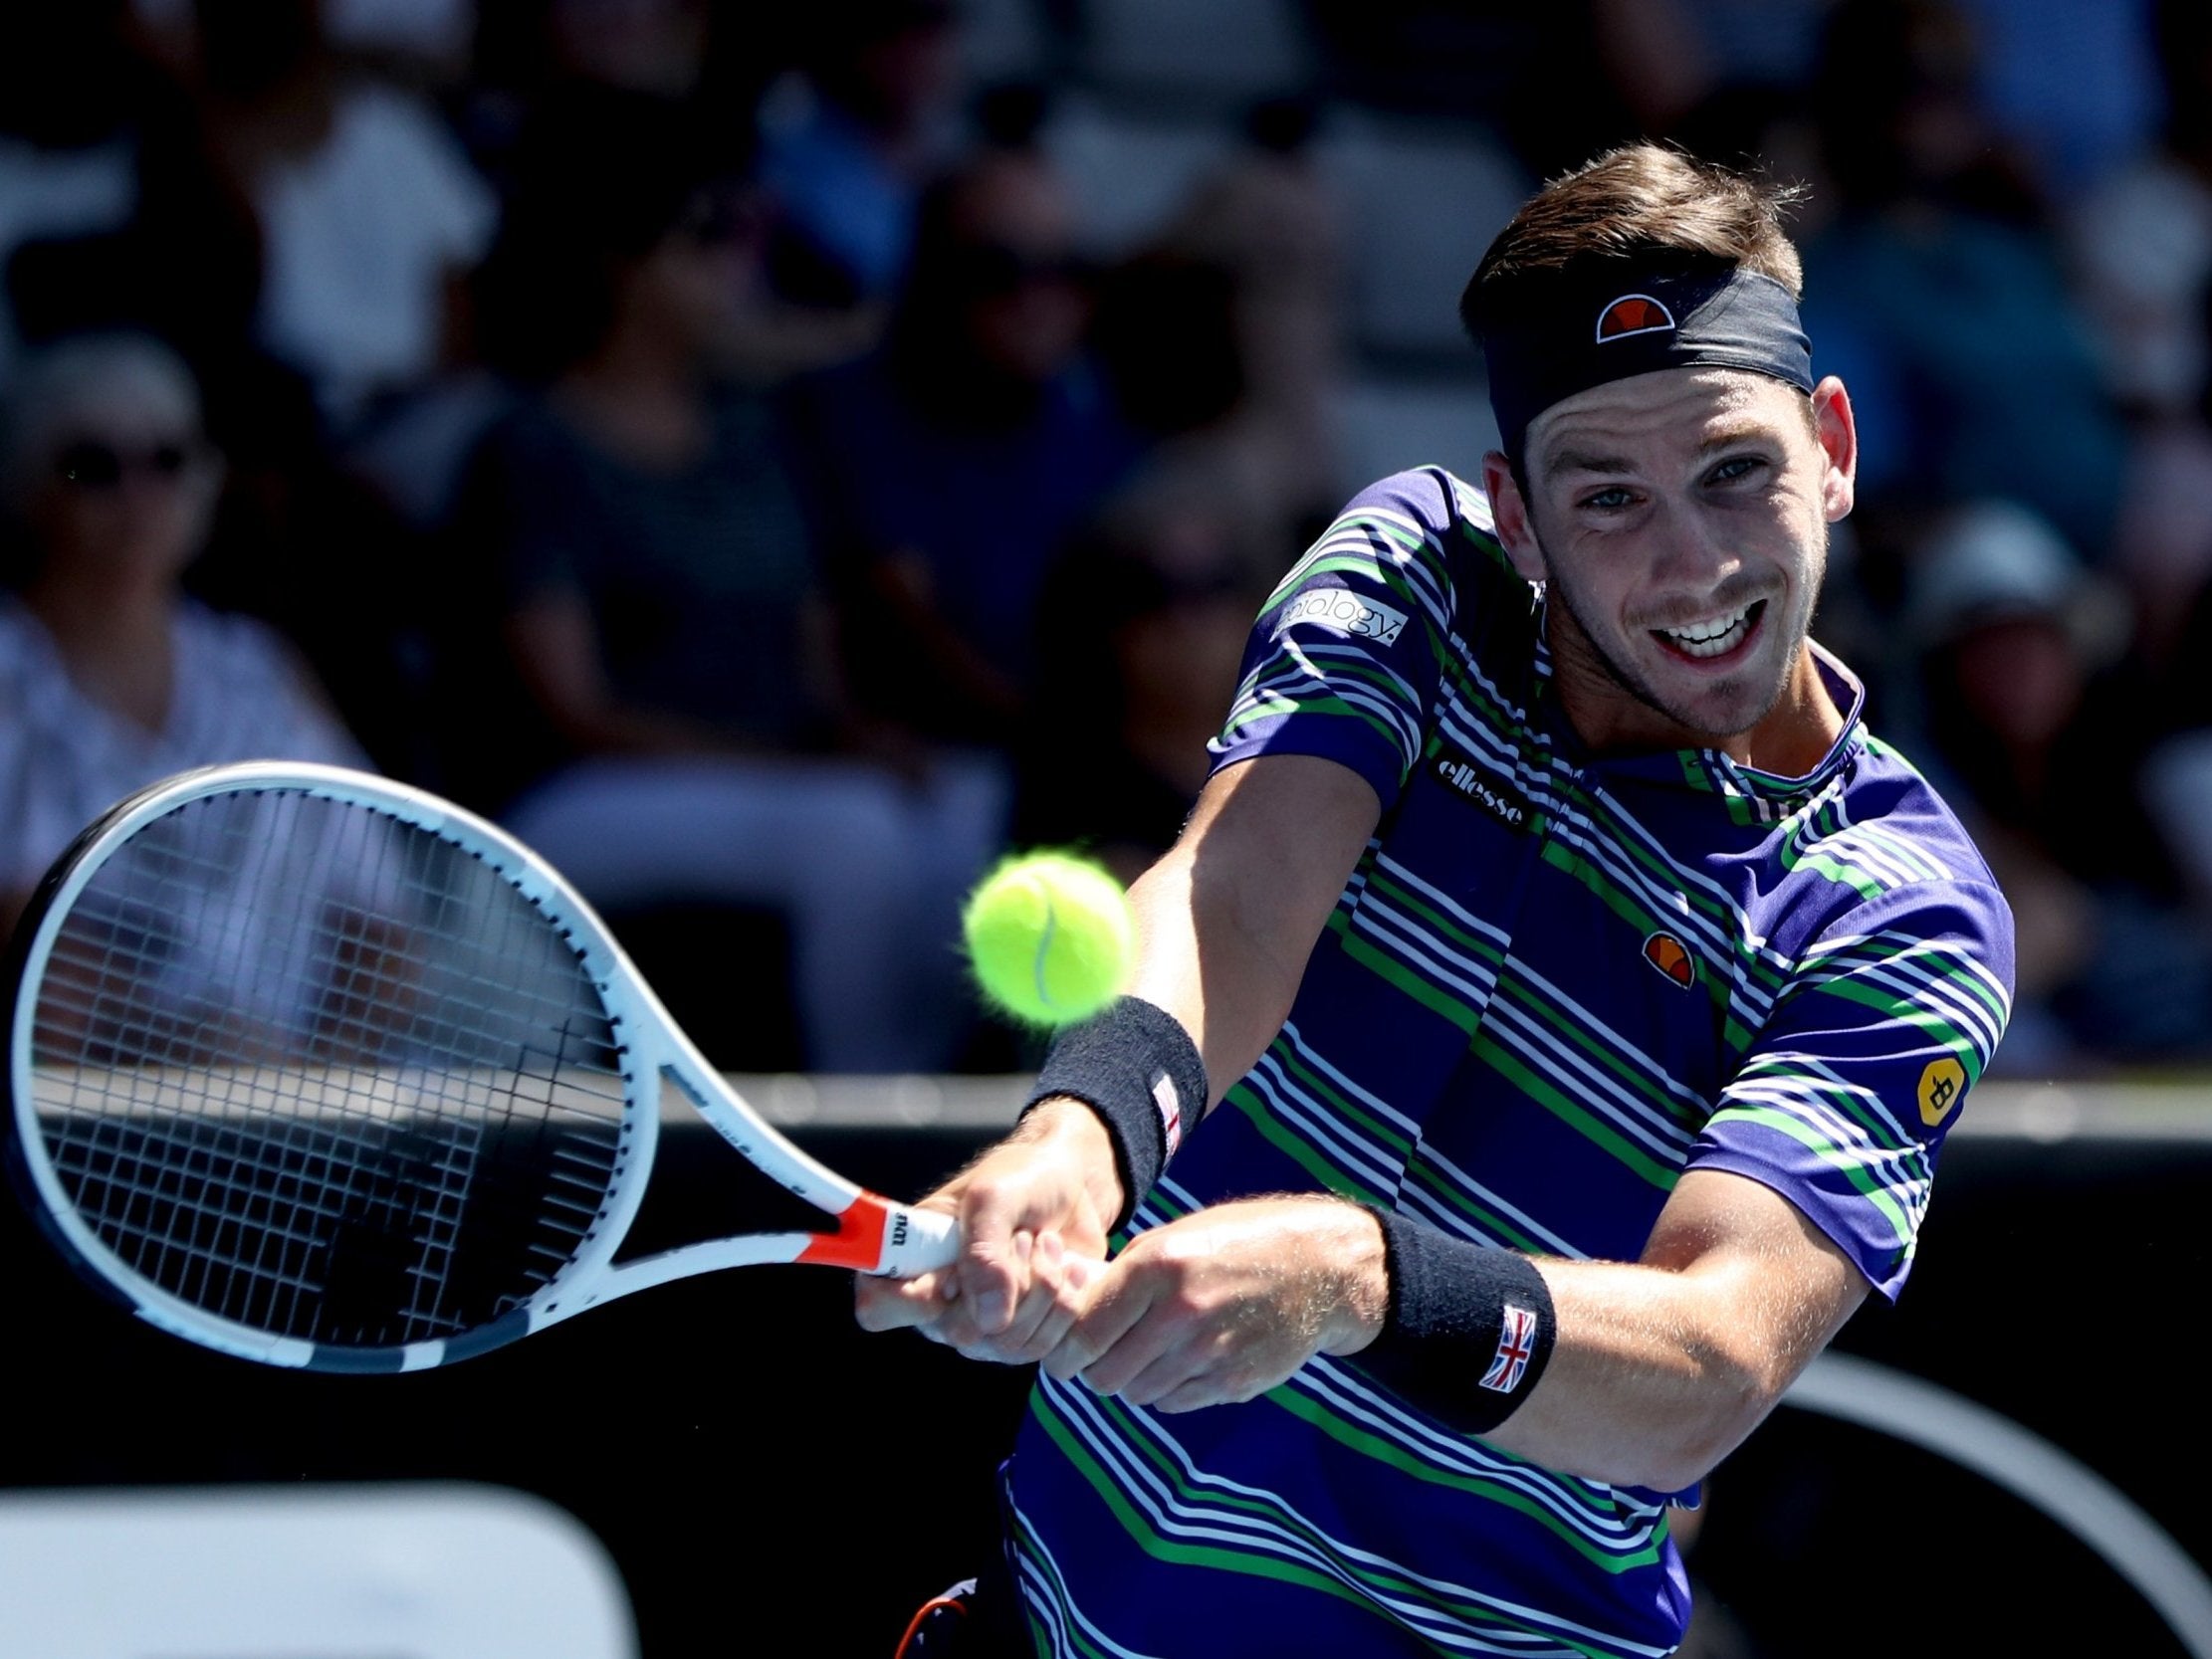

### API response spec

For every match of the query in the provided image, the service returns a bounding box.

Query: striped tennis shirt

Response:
[1000,468,2014,1658]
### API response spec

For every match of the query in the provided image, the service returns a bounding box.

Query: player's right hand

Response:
[853,1096,1119,1363]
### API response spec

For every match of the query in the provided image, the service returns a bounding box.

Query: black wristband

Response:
[1351,1207,1557,1434]
[1022,996,1207,1231]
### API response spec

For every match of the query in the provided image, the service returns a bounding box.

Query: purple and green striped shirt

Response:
[1003,468,2014,1659]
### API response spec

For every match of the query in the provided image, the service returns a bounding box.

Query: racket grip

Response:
[879,1203,962,1276]
[873,1204,1111,1289]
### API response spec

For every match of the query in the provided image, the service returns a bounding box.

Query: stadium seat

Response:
[1075,0,1317,106]
[962,0,1054,88]
[1316,112,1528,361]
[1042,97,1237,255]
[0,1483,638,1658]
[1333,374,1502,500]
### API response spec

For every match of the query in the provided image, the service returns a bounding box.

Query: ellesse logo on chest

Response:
[1432,745,1536,834]
[1642,931,1696,989]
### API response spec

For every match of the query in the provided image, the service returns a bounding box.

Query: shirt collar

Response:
[1536,621,1867,815]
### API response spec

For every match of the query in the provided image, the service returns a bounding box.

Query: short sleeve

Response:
[1208,470,1462,809]
[1688,879,2015,1300]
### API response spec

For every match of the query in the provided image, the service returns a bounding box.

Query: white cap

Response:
[1907,500,2093,647]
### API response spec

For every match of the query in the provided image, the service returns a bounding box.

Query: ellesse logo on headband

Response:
[1596,295,1675,341]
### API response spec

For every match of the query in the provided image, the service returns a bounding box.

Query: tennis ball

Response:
[962,852,1135,1027]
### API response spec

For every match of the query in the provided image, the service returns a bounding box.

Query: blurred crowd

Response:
[2,0,2209,1076]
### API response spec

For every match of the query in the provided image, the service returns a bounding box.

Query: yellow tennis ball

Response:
[962,852,1135,1027]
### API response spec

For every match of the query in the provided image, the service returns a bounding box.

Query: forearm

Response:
[869,760,1374,1359]
[1344,1174,1866,1491]
[871,556,1023,726]
[1336,1243,1810,1491]
[1120,841,1306,1115]
[1019,848,1287,1211]
[1477,1257,1790,1492]
[1023,758,1376,1231]
[506,600,739,758]
[1122,756,1378,1119]
[1028,1183,1857,1441]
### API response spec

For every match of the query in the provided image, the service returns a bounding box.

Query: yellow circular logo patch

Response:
[1918,1058,1965,1127]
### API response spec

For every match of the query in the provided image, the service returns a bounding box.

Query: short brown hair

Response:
[1461,144,1806,340]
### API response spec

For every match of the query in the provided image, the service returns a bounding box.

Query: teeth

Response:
[1657,604,1754,659]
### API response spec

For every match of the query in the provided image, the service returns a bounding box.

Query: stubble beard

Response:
[1540,532,1825,747]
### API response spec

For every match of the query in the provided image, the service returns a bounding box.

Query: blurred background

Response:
[13,0,2212,1078]
[3,2,2210,1656]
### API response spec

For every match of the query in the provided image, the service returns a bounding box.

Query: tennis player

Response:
[862,144,2014,1658]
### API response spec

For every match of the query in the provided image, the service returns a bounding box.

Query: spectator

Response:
[1949,0,2162,199]
[0,7,255,374]
[540,0,710,101]
[2066,2,2212,658]
[1304,0,1703,177]
[452,92,1002,1073]
[2067,0,2212,419]
[1803,0,2128,560]
[1,10,167,360]
[1146,95,1348,570]
[1668,0,1833,93]
[791,149,1144,748]
[755,0,964,312]
[194,0,498,432]
[1086,253,1253,534]
[0,332,365,935]
[1011,494,1255,887]
[1904,500,2207,1065]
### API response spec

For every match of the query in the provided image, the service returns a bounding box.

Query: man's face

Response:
[1485,367,1857,753]
[949,163,1090,385]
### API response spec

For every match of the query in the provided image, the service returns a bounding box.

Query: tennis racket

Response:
[2,761,961,1372]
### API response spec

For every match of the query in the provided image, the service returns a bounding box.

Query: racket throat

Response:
[795,1195,895,1272]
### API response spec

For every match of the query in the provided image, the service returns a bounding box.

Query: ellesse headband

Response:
[1480,261,1814,464]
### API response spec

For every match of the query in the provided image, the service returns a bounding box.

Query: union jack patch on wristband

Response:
[1479,1303,1539,1393]
[1152,1071,1186,1156]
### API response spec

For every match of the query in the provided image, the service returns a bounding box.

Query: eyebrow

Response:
[1541,419,1781,482]
[1543,449,1635,481]
[1693,418,1777,454]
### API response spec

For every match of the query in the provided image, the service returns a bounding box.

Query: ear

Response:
[1480,451,1548,584]
[1811,376,1857,523]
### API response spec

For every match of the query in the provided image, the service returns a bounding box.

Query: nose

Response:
[1646,498,1742,595]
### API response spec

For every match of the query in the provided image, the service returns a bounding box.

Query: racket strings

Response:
[26,789,630,1349]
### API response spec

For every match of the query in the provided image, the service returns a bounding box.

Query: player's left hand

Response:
[1038,1197,1390,1412]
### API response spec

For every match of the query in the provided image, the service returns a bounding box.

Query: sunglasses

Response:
[53,438,202,491]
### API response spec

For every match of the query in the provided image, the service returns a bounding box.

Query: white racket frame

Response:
[6,761,959,1372]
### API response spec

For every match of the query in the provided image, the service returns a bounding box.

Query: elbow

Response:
[1609,1353,1792,1494]
[1633,1423,1746,1496]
